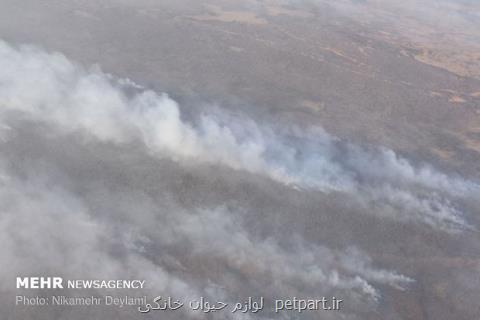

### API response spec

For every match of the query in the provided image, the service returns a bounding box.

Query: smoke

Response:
[0,156,412,319]
[0,40,476,233]
[280,0,479,28]
[0,39,478,319]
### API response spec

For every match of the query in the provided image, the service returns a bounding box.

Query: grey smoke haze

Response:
[283,0,480,28]
[0,38,479,320]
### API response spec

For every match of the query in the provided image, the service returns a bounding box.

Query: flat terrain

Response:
[1,1,479,320]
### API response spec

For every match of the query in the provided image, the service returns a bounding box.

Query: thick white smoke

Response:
[0,39,425,320]
[0,40,476,233]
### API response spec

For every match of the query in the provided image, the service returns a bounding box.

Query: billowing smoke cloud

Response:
[0,40,477,233]
[0,153,413,320]
[1,39,479,319]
